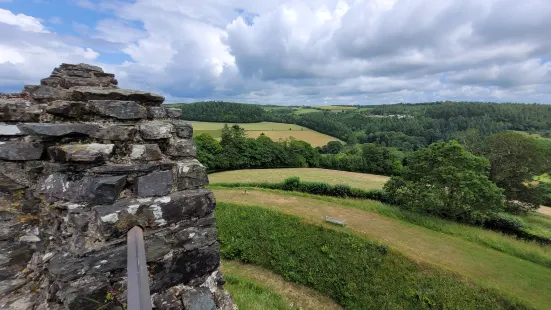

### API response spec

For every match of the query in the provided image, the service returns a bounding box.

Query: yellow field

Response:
[209,168,389,190]
[192,121,339,147]
[316,106,357,110]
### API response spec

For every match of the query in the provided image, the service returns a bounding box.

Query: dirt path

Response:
[213,188,551,309]
[538,206,551,217]
[221,260,342,310]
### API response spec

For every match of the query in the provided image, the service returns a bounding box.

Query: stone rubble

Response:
[0,63,235,310]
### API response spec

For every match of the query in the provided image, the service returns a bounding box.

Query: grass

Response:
[209,168,389,190]
[223,272,298,310]
[212,187,551,309]
[293,108,320,115]
[216,202,528,309]
[534,173,551,183]
[222,260,341,310]
[192,121,339,146]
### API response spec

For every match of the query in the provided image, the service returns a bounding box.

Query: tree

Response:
[325,141,343,154]
[194,133,222,170]
[384,141,505,224]
[480,132,551,212]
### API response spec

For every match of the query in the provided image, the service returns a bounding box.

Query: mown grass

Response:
[315,106,358,110]
[216,202,529,309]
[222,260,341,310]
[210,185,551,269]
[209,168,389,190]
[223,273,298,310]
[293,108,320,115]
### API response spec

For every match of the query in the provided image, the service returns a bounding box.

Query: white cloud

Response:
[2,1,551,104]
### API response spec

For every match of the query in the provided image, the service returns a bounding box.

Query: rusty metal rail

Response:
[127,226,152,310]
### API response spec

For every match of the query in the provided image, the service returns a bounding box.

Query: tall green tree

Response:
[481,132,551,212]
[384,141,505,224]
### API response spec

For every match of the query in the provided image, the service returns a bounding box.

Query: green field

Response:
[192,122,340,147]
[214,187,551,309]
[209,168,389,190]
[315,105,358,111]
[293,108,319,115]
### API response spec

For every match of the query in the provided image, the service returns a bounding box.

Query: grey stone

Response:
[88,175,126,204]
[45,100,89,118]
[48,143,113,162]
[0,241,33,281]
[18,123,100,137]
[214,290,238,310]
[26,85,69,102]
[0,125,24,136]
[70,86,164,103]
[147,106,166,119]
[139,121,173,139]
[62,275,110,310]
[37,173,125,204]
[181,288,216,310]
[166,139,197,158]
[0,101,42,122]
[172,120,193,138]
[0,142,43,161]
[130,144,163,161]
[88,100,147,120]
[135,170,173,197]
[176,160,209,190]
[92,125,136,141]
[165,107,182,119]
[152,291,182,310]
[89,163,164,175]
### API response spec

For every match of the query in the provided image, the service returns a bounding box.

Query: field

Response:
[213,187,551,309]
[192,121,339,147]
[209,168,389,190]
[293,108,319,115]
[315,105,358,111]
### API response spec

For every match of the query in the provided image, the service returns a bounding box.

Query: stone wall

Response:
[0,64,236,310]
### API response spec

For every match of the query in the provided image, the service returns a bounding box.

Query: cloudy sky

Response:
[1,0,550,105]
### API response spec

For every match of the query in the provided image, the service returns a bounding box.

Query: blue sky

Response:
[1,0,550,104]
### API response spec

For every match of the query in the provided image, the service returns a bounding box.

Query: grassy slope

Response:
[217,202,527,309]
[192,121,339,146]
[212,188,551,309]
[315,106,358,110]
[209,168,389,190]
[222,260,341,310]
[223,273,297,310]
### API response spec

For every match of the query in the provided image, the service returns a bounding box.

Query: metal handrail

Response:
[127,226,153,310]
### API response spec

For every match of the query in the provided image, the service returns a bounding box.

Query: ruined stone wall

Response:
[0,64,236,310]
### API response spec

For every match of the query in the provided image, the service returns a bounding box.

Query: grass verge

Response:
[216,202,528,309]
[223,273,297,310]
[222,260,341,310]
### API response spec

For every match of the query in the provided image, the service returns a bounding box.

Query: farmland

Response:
[209,168,389,190]
[192,121,340,146]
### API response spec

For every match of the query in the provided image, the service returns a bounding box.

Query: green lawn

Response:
[213,187,551,309]
[293,108,319,115]
[223,273,298,310]
[209,168,389,190]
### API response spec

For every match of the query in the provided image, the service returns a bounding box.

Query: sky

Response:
[0,0,550,105]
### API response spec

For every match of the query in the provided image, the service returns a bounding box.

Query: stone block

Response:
[166,139,197,158]
[92,125,136,141]
[88,100,146,120]
[48,143,113,162]
[0,142,43,161]
[165,108,182,119]
[0,125,24,136]
[26,85,69,102]
[130,144,163,161]
[45,100,89,118]
[70,86,164,103]
[0,101,42,122]
[37,173,125,204]
[147,106,166,119]
[18,123,100,137]
[62,275,110,310]
[139,121,173,139]
[89,163,165,175]
[176,160,209,190]
[172,120,193,138]
[181,287,216,310]
[135,170,173,197]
